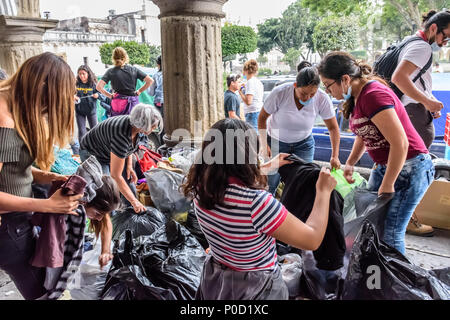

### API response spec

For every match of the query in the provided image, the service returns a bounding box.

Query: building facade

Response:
[43,1,161,76]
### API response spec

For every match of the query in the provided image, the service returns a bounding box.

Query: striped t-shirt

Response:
[80,115,147,164]
[194,178,288,272]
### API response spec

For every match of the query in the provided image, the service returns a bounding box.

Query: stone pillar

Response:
[152,0,228,146]
[0,0,57,75]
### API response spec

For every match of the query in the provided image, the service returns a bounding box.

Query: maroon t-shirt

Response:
[349,81,428,165]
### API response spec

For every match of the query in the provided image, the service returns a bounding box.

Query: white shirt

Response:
[264,83,336,143]
[243,77,264,114]
[398,36,434,106]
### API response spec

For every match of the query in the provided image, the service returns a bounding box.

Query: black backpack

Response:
[373,36,433,99]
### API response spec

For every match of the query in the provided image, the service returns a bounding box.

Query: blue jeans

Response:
[76,112,98,146]
[245,112,260,133]
[367,153,434,254]
[267,134,315,194]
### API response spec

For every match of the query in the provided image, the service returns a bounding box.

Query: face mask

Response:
[243,75,247,80]
[342,85,352,101]
[299,98,313,106]
[431,42,442,52]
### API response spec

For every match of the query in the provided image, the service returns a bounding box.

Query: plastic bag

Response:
[111,206,168,241]
[279,254,303,299]
[51,147,80,175]
[137,220,207,300]
[103,221,206,300]
[69,237,112,300]
[185,207,209,250]
[145,168,192,215]
[331,169,366,199]
[168,148,198,174]
[296,190,394,300]
[341,221,450,300]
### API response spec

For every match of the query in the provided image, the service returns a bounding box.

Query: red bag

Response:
[138,145,162,173]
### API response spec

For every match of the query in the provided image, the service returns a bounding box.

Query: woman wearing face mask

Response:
[258,62,341,194]
[318,51,434,254]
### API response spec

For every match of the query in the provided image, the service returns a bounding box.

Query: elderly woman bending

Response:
[80,104,163,213]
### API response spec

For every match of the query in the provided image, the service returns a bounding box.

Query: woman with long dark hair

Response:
[182,119,336,300]
[75,65,99,145]
[318,51,434,254]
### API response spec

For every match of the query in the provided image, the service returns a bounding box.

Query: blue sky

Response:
[40,0,297,27]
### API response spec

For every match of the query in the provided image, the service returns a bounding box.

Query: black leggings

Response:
[0,214,46,300]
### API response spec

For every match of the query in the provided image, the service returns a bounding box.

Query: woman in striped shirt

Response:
[182,119,337,300]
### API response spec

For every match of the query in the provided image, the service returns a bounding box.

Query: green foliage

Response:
[281,48,302,70]
[146,45,161,68]
[257,54,268,64]
[258,68,273,76]
[222,24,258,60]
[99,40,150,66]
[350,50,368,60]
[312,15,358,57]
[257,1,312,54]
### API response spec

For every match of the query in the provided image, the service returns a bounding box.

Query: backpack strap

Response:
[412,53,433,91]
[399,36,433,91]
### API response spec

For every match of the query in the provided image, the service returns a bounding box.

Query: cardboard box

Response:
[138,191,154,207]
[415,180,450,230]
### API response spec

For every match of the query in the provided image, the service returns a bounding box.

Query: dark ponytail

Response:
[423,9,450,31]
[318,51,387,119]
[296,66,320,88]
[297,60,313,73]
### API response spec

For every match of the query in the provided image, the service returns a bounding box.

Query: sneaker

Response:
[406,212,434,237]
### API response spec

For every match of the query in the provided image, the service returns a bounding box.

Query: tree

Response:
[312,15,359,57]
[146,45,161,68]
[257,54,268,65]
[221,24,258,59]
[221,24,257,72]
[303,0,450,33]
[282,48,302,71]
[100,40,150,66]
[257,1,312,54]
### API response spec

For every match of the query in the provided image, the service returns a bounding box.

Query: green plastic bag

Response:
[330,168,366,198]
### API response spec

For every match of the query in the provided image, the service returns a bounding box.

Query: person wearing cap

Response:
[224,74,242,119]
[259,61,341,195]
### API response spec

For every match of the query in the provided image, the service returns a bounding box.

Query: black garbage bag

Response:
[111,206,168,241]
[341,221,450,300]
[185,207,209,250]
[101,230,178,300]
[144,168,192,216]
[137,220,207,300]
[102,265,177,300]
[296,190,394,300]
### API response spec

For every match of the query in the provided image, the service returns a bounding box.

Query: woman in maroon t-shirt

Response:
[317,51,434,254]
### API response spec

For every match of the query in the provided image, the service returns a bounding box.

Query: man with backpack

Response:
[374,10,450,237]
[390,10,449,148]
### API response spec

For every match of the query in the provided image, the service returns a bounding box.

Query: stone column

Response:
[152,0,228,146]
[0,0,57,75]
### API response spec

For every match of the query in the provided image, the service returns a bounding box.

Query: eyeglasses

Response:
[324,80,337,93]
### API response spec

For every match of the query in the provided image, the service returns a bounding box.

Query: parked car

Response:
[259,75,296,102]
[259,75,448,168]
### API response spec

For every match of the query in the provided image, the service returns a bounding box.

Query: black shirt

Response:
[101,65,148,96]
[224,90,241,118]
[76,82,98,116]
[80,115,148,164]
